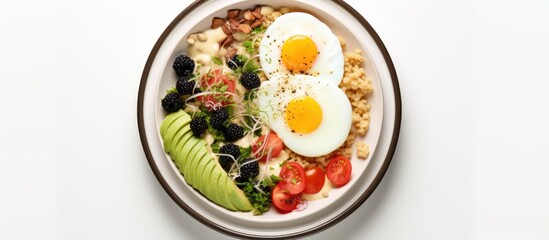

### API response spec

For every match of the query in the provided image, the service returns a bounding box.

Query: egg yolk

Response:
[284,96,322,134]
[281,35,318,73]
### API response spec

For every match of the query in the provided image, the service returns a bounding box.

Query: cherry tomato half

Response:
[271,183,301,212]
[325,156,352,187]
[198,69,236,109]
[279,162,306,194]
[303,166,325,194]
[252,133,284,161]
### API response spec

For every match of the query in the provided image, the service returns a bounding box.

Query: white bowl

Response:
[137,0,401,238]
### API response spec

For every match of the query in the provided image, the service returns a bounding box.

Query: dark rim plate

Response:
[137,0,401,238]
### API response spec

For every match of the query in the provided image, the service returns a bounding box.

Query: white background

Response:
[1,0,548,239]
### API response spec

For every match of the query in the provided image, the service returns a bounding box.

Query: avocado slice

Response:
[182,136,200,172]
[172,131,195,169]
[205,166,224,207]
[179,137,201,186]
[160,110,184,138]
[189,147,209,190]
[168,124,191,158]
[198,160,217,201]
[226,176,254,211]
[185,137,204,188]
[163,114,191,153]
[208,162,238,211]
[160,110,252,212]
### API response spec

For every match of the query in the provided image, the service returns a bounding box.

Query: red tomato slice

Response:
[198,69,236,109]
[303,166,325,194]
[278,162,306,194]
[252,133,284,161]
[271,183,301,212]
[326,156,352,187]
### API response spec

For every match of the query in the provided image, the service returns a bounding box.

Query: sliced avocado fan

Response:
[160,110,253,212]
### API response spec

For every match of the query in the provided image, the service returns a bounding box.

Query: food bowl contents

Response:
[159,5,373,215]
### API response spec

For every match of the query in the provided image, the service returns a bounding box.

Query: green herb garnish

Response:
[211,141,221,153]
[211,56,223,66]
[192,110,208,118]
[207,124,225,142]
[267,175,282,186]
[251,26,266,36]
[236,54,247,63]
[243,40,254,54]
[240,146,253,159]
[241,181,270,215]
[166,87,178,94]
[240,175,280,215]
[242,60,259,73]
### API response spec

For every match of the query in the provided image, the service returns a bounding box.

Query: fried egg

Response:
[257,74,352,157]
[259,12,344,85]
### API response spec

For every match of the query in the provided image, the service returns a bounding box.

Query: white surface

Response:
[0,0,548,239]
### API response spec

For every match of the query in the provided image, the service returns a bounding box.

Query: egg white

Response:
[257,74,352,157]
[259,12,344,85]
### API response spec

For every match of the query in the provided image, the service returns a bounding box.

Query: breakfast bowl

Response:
[137,0,401,238]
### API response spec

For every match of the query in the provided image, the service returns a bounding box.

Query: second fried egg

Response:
[257,74,352,157]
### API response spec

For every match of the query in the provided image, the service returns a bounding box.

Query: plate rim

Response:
[137,0,401,238]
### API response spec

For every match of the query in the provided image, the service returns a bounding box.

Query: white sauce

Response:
[187,27,227,64]
[302,176,333,201]
[258,150,289,179]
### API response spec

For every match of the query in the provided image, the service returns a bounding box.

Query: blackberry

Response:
[235,159,259,183]
[176,76,196,95]
[209,108,229,130]
[240,72,260,90]
[161,92,183,113]
[228,55,245,70]
[173,54,195,77]
[190,116,207,137]
[218,143,240,172]
[223,123,244,142]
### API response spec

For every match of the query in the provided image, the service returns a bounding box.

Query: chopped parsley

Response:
[242,40,254,54]
[240,175,280,215]
[263,174,282,187]
[166,87,178,94]
[191,110,208,118]
[242,60,259,73]
[211,56,223,66]
[211,141,221,153]
[207,123,225,142]
[239,146,252,159]
[241,181,270,215]
[235,54,247,64]
[251,25,266,36]
[240,26,266,71]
